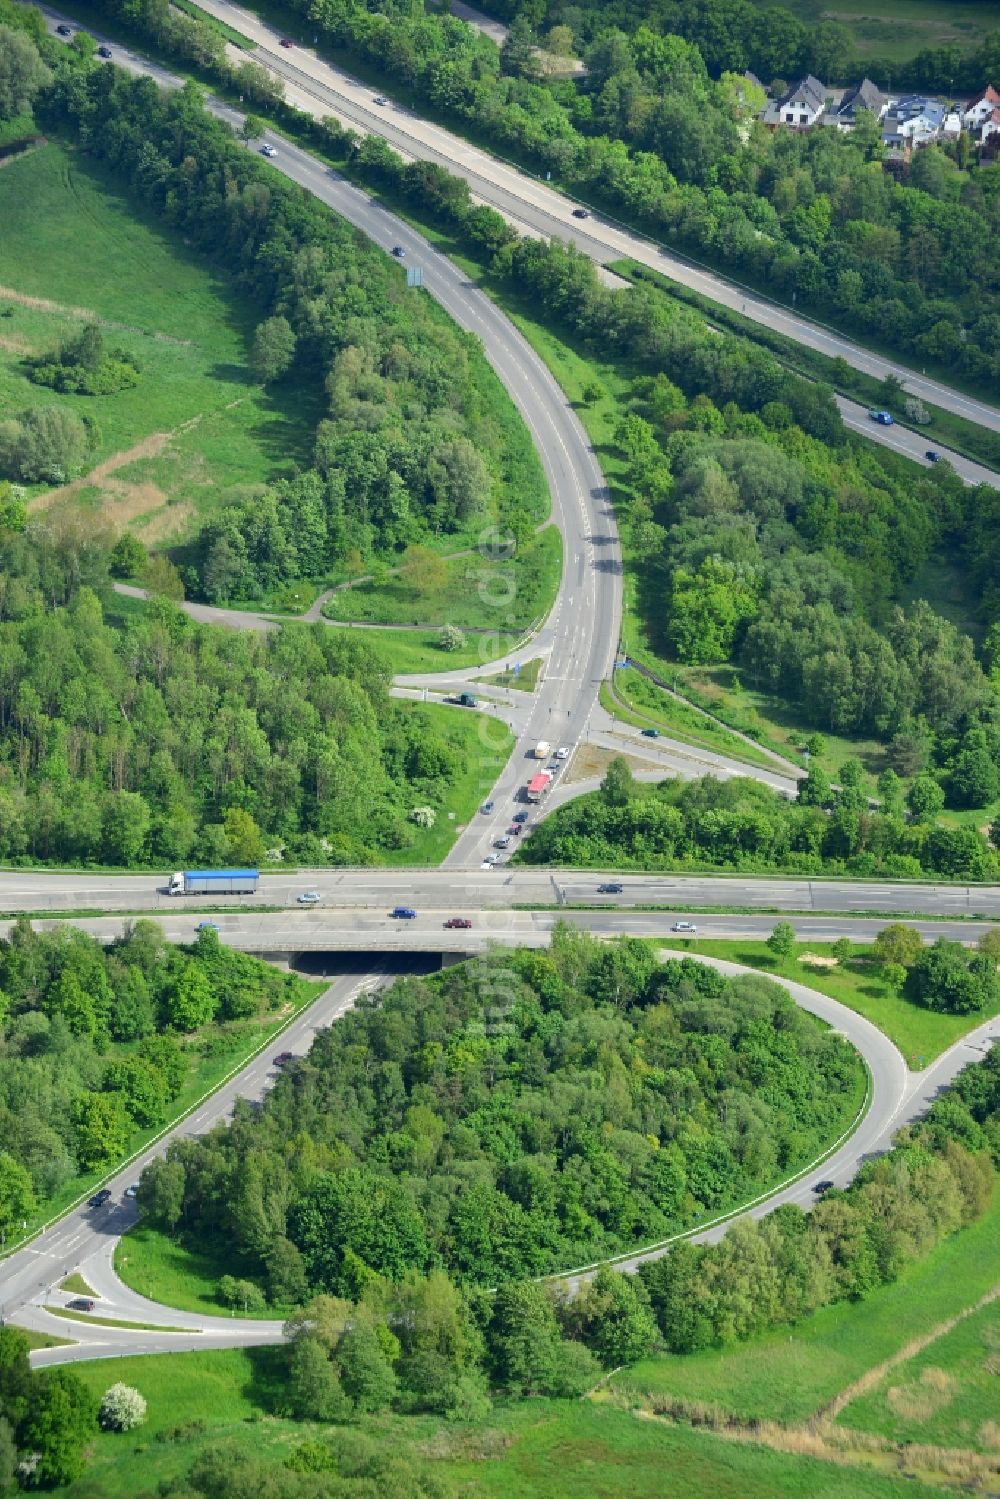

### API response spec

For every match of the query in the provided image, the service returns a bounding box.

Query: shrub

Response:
[99,1383,147,1432]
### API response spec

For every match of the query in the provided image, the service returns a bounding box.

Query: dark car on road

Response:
[813,1179,835,1195]
[273,1051,295,1067]
[88,1189,113,1208]
[640,727,660,738]
[392,245,406,257]
[67,1298,96,1312]
[391,905,417,919]
[598,882,623,894]
[925,450,940,462]
[572,208,589,218]
[97,44,112,56]
[444,917,472,928]
[280,37,293,46]
[56,23,72,34]
[512,811,529,823]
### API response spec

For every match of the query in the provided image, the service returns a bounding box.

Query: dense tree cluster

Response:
[41,64,545,602]
[640,1115,994,1351]
[904,938,1000,1015]
[0,404,91,484]
[0,918,293,1221]
[27,322,140,397]
[923,1039,1000,1160]
[258,0,1000,384]
[0,1328,98,1489]
[520,763,1000,880]
[487,0,1000,98]
[0,523,475,865]
[136,931,860,1292]
[448,235,998,757]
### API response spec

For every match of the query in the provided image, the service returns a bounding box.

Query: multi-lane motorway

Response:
[189,0,1000,462]
[4,867,1000,918]
[6,15,999,1366]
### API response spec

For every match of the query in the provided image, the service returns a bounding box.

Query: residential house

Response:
[762,75,827,129]
[882,95,946,153]
[823,77,885,130]
[963,84,1000,130]
[981,106,1000,145]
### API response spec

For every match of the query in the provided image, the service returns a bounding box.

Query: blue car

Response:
[391,906,417,919]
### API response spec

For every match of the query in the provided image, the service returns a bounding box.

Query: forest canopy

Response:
[0,918,299,1230]
[136,930,863,1293]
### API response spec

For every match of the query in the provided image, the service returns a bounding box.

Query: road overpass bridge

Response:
[6,906,1000,959]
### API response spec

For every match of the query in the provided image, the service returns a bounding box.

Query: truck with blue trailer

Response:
[168,869,259,896]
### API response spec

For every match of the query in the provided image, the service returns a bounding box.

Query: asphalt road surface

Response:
[42,6,623,865]
[3,908,1000,959]
[44,12,999,490]
[188,0,1000,446]
[4,867,1000,918]
[3,964,423,1359]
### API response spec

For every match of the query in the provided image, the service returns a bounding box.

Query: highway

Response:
[43,15,1000,488]
[4,867,1000,918]
[42,7,622,864]
[3,907,1000,956]
[7,18,997,1367]
[187,0,1000,449]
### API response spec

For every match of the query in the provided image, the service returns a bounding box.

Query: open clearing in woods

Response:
[0,143,322,544]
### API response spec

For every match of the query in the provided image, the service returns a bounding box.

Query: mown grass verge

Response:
[43,1306,193,1333]
[323,526,561,634]
[603,673,793,776]
[665,936,1000,1065]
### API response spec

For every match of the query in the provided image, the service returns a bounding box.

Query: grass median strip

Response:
[43,1306,196,1333]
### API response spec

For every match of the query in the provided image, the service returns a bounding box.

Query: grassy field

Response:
[748,0,997,67]
[115,1224,279,1320]
[0,143,320,544]
[346,621,530,675]
[60,1349,948,1499]
[323,525,561,633]
[616,1185,1000,1426]
[391,702,514,864]
[664,936,999,1064]
[837,1289,1000,1454]
[606,670,792,776]
[675,664,886,789]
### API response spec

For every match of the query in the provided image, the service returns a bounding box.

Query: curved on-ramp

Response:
[17,952,927,1366]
